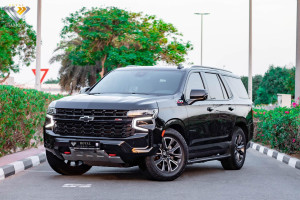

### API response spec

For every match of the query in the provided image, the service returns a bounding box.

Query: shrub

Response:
[254,103,300,154]
[0,85,63,157]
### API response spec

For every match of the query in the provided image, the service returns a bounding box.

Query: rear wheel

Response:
[141,128,188,181]
[46,151,91,175]
[221,127,246,170]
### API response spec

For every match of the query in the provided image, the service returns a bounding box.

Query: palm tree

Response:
[49,39,99,94]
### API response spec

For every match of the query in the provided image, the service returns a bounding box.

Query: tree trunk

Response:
[99,54,107,79]
[296,0,300,103]
[100,65,105,79]
[88,66,97,86]
[0,72,10,84]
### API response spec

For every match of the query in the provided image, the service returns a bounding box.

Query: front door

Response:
[184,72,216,157]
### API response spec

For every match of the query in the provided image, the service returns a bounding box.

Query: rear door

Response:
[202,72,236,145]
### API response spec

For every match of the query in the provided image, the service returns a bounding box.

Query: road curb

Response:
[250,142,300,170]
[0,152,46,181]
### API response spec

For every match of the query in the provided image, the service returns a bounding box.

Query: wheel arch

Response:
[234,117,249,143]
[164,119,188,143]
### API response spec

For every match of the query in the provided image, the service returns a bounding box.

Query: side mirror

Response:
[79,87,90,94]
[189,89,208,104]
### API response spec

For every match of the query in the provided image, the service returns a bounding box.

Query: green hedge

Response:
[254,103,300,154]
[0,85,63,157]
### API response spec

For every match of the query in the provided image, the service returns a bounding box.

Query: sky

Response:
[0,0,297,84]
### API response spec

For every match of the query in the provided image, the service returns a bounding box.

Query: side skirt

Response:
[187,154,231,164]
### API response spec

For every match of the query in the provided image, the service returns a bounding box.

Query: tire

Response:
[141,128,188,181]
[221,127,246,170]
[46,151,92,175]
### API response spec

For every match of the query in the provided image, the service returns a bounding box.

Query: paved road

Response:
[0,149,300,200]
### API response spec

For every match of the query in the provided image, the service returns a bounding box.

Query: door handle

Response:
[228,107,234,111]
[207,107,214,112]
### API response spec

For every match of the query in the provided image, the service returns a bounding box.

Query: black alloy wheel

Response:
[140,128,188,181]
[221,127,246,170]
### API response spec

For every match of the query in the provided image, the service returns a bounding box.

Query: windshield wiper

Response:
[88,93,101,95]
[130,93,150,95]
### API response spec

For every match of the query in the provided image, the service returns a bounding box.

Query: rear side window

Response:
[185,73,205,99]
[204,73,228,100]
[224,76,249,99]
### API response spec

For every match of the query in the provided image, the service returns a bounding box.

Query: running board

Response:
[187,154,231,164]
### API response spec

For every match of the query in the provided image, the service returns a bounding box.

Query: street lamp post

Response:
[35,0,42,91]
[296,0,300,103]
[195,13,210,66]
[248,0,253,101]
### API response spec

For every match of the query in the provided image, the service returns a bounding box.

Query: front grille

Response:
[53,108,134,138]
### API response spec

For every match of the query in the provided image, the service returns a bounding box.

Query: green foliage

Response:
[255,66,295,105]
[0,9,36,80]
[0,85,63,157]
[241,75,263,103]
[284,67,295,97]
[254,103,300,154]
[44,78,60,84]
[255,87,269,105]
[52,7,192,93]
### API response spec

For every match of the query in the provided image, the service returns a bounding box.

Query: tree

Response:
[49,43,97,94]
[54,7,192,84]
[255,66,292,105]
[44,78,60,84]
[0,10,36,83]
[241,75,263,103]
[284,67,295,97]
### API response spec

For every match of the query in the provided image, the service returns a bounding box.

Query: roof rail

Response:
[191,65,232,73]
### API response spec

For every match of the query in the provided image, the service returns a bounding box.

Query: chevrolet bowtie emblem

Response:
[3,6,30,23]
[79,116,94,123]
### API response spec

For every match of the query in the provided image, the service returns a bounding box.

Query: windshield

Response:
[90,70,184,95]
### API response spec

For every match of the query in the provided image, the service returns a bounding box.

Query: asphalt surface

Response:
[0,149,300,200]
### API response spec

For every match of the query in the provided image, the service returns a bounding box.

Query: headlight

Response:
[45,114,55,129]
[128,109,158,132]
[127,109,158,118]
[45,106,56,129]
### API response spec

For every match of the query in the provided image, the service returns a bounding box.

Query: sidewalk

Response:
[0,146,45,167]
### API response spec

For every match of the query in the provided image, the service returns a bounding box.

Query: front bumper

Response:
[44,130,161,167]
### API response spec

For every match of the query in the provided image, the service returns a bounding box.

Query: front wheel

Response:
[46,151,91,175]
[221,127,246,170]
[141,128,188,181]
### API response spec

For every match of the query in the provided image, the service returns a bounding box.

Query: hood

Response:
[53,93,174,110]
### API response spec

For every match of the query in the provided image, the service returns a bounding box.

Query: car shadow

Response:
[49,163,225,181]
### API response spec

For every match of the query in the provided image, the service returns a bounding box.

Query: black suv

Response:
[44,65,253,181]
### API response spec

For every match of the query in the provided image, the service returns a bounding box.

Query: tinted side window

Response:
[218,77,229,99]
[224,76,249,99]
[204,73,227,100]
[220,76,233,98]
[185,73,204,99]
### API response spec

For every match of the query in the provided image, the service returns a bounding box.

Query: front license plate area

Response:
[70,141,100,150]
